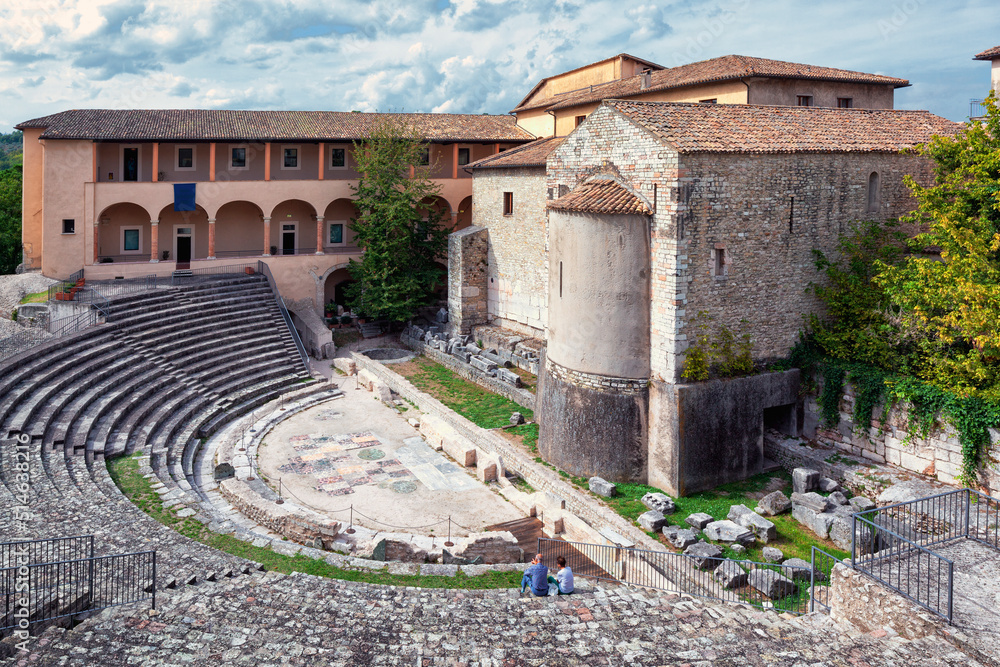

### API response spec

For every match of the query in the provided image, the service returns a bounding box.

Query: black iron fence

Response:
[809,547,841,613]
[536,537,828,615]
[1,537,155,635]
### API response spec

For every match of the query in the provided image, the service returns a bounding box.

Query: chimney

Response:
[640,68,652,90]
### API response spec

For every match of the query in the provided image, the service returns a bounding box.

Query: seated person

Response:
[555,556,574,594]
[520,553,549,596]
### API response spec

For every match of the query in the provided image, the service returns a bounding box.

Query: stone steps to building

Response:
[110,288,275,330]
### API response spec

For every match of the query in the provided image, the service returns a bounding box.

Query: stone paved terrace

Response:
[7,571,986,666]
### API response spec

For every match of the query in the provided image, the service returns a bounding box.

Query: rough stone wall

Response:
[804,381,1000,494]
[829,563,944,639]
[447,226,488,335]
[470,167,549,337]
[219,478,342,550]
[677,151,933,370]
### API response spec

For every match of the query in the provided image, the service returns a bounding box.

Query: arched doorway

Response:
[157,204,209,266]
[97,203,153,263]
[323,267,356,310]
[270,200,318,255]
[214,200,264,258]
[454,196,473,231]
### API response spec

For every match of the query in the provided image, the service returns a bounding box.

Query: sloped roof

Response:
[513,53,665,111]
[514,54,910,113]
[547,179,651,215]
[466,137,564,169]
[974,46,1000,60]
[603,100,961,154]
[15,109,535,143]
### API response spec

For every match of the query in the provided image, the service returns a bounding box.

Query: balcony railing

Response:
[99,246,362,264]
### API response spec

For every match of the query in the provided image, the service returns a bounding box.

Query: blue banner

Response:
[173,183,196,211]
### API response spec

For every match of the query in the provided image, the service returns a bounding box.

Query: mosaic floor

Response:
[277,431,417,497]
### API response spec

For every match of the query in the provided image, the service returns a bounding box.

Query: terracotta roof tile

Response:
[548,179,651,215]
[514,55,910,113]
[15,109,535,143]
[974,45,1000,60]
[604,100,962,154]
[467,137,564,169]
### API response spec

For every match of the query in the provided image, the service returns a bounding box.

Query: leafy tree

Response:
[0,165,22,274]
[345,119,449,322]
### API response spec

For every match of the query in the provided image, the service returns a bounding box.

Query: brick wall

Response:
[470,167,549,336]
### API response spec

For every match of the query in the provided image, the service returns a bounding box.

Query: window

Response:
[457,147,470,166]
[699,98,718,104]
[867,171,880,212]
[62,219,75,234]
[418,146,430,166]
[328,221,345,245]
[282,146,300,170]
[230,146,248,170]
[837,97,853,109]
[503,191,513,216]
[797,95,813,107]
[121,227,142,254]
[713,246,727,278]
[330,147,346,169]
[575,115,586,127]
[176,145,195,170]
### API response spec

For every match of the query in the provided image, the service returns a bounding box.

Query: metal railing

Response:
[46,269,86,302]
[96,254,152,264]
[1,537,155,634]
[809,547,841,613]
[88,275,161,301]
[537,537,817,615]
[257,260,310,371]
[178,261,260,280]
[49,287,112,338]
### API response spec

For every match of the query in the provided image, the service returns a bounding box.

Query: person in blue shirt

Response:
[520,553,549,596]
[554,556,574,594]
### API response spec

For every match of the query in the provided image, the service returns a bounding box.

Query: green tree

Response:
[345,119,449,322]
[873,92,1000,396]
[0,165,22,274]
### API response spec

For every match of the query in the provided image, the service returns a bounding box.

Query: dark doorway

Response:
[334,279,355,306]
[763,403,798,437]
[281,224,296,255]
[176,236,191,268]
[123,148,139,182]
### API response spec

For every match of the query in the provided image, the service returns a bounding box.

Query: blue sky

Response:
[0,0,997,133]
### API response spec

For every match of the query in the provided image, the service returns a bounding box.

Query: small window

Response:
[121,227,142,254]
[457,147,470,166]
[330,147,346,169]
[282,147,299,169]
[418,147,430,166]
[699,98,718,104]
[62,219,75,234]
[230,147,247,169]
[713,247,727,278]
[837,97,853,109]
[328,222,344,245]
[575,115,586,127]
[797,95,813,107]
[867,171,880,212]
[176,146,195,170]
[503,192,513,216]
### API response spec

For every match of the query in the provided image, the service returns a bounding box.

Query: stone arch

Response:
[322,198,358,250]
[96,202,154,261]
[454,195,473,232]
[315,261,353,313]
[867,170,880,213]
[156,203,209,262]
[270,199,319,254]
[215,200,265,257]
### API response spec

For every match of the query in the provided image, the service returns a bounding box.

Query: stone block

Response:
[213,462,235,481]
[756,491,791,516]
[442,435,476,467]
[748,569,797,600]
[818,477,841,492]
[641,492,677,515]
[727,504,776,543]
[713,561,748,589]
[662,525,698,549]
[357,369,377,391]
[373,380,393,403]
[470,355,498,375]
[686,512,714,530]
[703,520,754,545]
[780,557,817,582]
[333,357,356,376]
[509,412,525,426]
[637,510,667,532]
[791,492,832,513]
[730,544,746,555]
[792,468,820,494]
[829,491,850,506]
[791,506,835,540]
[589,477,616,498]
[496,368,521,387]
[683,541,723,569]
[476,459,497,483]
[762,546,783,563]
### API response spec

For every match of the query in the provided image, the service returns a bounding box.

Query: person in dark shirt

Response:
[520,553,549,596]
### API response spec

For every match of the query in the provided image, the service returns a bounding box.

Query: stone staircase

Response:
[3,569,984,666]
[0,275,317,592]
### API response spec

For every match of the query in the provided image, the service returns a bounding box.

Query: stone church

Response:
[450,100,959,496]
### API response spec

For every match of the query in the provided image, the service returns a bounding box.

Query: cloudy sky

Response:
[0,0,997,132]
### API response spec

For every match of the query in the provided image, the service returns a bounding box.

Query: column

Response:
[452,144,458,179]
[93,219,99,263]
[151,143,159,182]
[209,143,216,182]
[451,212,459,231]
[262,216,271,256]
[92,143,97,182]
[318,144,324,181]
[264,143,271,181]
[315,216,325,255]
[150,219,159,263]
[207,218,217,259]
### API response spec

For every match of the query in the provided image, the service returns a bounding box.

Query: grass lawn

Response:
[19,289,49,304]
[394,354,532,428]
[107,453,520,590]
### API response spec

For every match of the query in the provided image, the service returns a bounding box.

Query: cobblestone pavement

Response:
[11,572,984,667]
